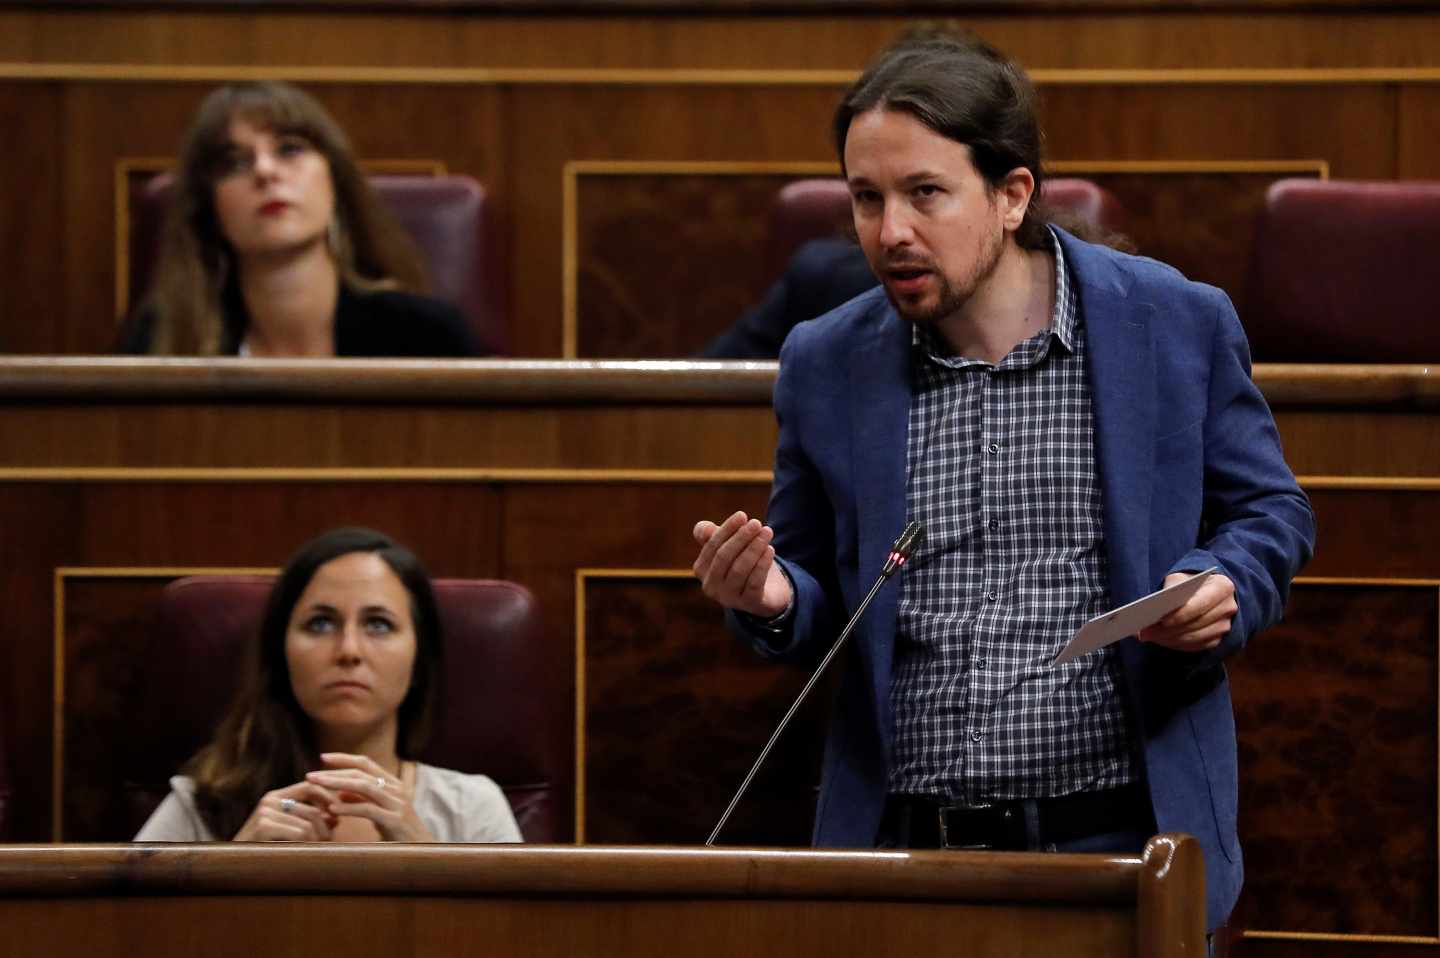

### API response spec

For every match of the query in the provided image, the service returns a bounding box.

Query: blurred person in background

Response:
[121,82,479,357]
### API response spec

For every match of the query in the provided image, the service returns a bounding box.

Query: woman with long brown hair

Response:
[135,527,520,842]
[122,82,479,357]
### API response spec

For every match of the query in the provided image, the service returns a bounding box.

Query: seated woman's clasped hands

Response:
[235,751,434,843]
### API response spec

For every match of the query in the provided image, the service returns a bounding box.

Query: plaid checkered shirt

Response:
[888,228,1137,802]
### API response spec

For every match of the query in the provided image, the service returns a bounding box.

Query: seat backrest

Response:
[128,173,507,355]
[121,576,563,841]
[1247,178,1440,362]
[760,176,1130,293]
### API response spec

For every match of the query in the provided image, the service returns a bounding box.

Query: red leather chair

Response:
[128,173,507,355]
[1247,179,1440,362]
[120,576,564,842]
[759,176,1129,293]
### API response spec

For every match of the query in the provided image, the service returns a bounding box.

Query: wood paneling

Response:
[508,84,841,357]
[3,10,1440,71]
[1230,583,1439,936]
[0,81,61,354]
[1301,489,1440,579]
[0,841,1206,958]
[580,574,826,844]
[1274,413,1440,478]
[61,575,170,842]
[1399,84,1440,179]
[0,485,80,841]
[574,171,813,358]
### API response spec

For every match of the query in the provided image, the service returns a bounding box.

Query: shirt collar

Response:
[911,225,1077,363]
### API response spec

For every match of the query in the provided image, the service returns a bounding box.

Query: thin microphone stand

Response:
[706,521,924,847]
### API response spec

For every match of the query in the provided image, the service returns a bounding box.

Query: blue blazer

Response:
[735,229,1316,931]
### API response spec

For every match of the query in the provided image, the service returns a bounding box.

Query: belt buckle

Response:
[937,802,998,851]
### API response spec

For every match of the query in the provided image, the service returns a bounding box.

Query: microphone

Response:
[705,520,925,846]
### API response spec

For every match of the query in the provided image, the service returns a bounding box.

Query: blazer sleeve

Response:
[1167,290,1316,662]
[726,322,846,666]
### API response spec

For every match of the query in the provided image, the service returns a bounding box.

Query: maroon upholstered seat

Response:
[128,173,507,355]
[121,576,563,842]
[759,176,1129,293]
[1247,179,1440,362]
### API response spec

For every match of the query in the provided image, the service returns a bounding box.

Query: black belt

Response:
[883,783,1150,851]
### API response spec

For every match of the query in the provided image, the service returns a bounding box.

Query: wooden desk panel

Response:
[0,841,1205,958]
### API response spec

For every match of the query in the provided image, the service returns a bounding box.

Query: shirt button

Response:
[971,730,983,742]
[987,590,998,601]
[987,519,999,532]
[987,442,1000,455]
[975,658,987,670]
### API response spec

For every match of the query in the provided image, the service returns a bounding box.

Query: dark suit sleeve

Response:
[115,307,155,354]
[345,291,482,358]
[698,240,877,360]
[1168,289,1316,662]
[403,297,483,358]
[726,321,845,665]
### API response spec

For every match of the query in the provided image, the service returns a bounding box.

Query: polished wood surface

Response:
[4,10,1440,70]
[3,0,1434,10]
[0,838,1205,957]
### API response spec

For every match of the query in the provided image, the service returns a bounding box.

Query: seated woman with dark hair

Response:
[122,81,480,357]
[135,527,520,842]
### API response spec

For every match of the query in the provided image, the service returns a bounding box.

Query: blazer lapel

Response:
[1064,233,1155,609]
[848,306,912,728]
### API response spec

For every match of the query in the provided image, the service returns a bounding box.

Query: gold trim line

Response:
[1240,931,1440,944]
[6,63,1440,86]
[0,468,776,484]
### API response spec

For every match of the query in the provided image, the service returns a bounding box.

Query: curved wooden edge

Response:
[0,358,779,404]
[1254,363,1440,407]
[0,843,1142,902]
[0,359,1435,407]
[1137,833,1207,958]
[8,0,1437,12]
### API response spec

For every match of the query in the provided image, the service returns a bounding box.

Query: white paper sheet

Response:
[1051,567,1219,666]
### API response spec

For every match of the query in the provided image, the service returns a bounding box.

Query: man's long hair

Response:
[833,33,1051,251]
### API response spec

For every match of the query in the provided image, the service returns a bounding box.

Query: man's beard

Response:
[882,226,1006,326]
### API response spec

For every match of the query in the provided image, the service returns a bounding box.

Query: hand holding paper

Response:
[1053,568,1225,666]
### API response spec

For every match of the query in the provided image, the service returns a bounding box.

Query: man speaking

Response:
[691,34,1314,934]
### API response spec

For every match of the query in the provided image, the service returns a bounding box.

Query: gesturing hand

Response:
[692,511,793,619]
[1139,573,1238,652]
[304,752,435,843]
[233,781,340,842]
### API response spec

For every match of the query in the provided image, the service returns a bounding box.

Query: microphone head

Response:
[893,520,925,560]
[881,521,925,576]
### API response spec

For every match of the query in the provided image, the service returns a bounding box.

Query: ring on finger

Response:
[279,798,297,814]
[375,776,387,791]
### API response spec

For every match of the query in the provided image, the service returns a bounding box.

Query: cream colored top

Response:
[133,763,523,843]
